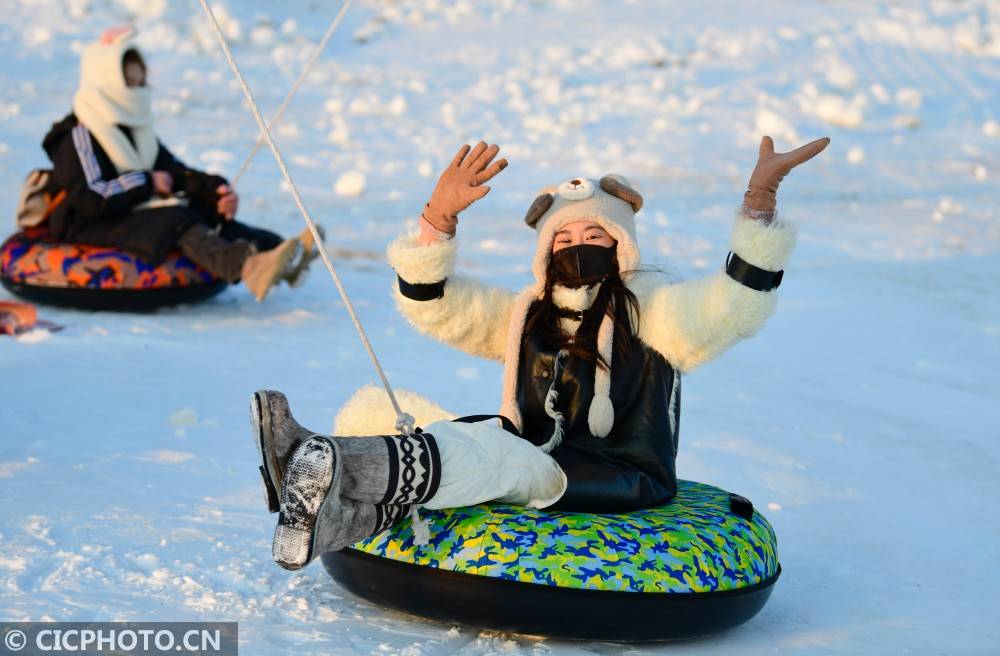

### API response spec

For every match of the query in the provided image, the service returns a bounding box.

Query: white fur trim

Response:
[730,212,797,271]
[551,282,602,311]
[627,211,797,372]
[498,290,536,430]
[552,283,600,334]
[641,269,779,372]
[558,317,581,333]
[632,270,779,373]
[386,231,457,284]
[388,231,513,362]
[392,274,516,362]
[333,384,456,435]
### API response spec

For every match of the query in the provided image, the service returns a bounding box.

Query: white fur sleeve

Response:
[635,211,797,373]
[387,232,515,362]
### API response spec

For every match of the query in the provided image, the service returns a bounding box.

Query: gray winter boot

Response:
[312,499,410,556]
[251,389,443,513]
[337,432,442,506]
[272,436,411,570]
[251,390,314,513]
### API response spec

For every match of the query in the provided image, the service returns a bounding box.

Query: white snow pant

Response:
[420,418,568,510]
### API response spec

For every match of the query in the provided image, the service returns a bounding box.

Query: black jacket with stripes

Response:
[42,114,227,263]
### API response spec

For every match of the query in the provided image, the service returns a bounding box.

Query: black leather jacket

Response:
[516,316,681,512]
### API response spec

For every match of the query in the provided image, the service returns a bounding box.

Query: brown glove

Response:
[422,142,508,234]
[744,136,831,212]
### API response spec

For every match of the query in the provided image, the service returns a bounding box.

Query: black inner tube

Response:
[322,548,780,642]
[1,276,227,312]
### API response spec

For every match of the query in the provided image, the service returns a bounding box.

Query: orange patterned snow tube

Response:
[1,230,226,310]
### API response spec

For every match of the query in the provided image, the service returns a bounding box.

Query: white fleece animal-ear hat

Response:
[72,26,158,174]
[499,175,645,443]
[523,174,643,297]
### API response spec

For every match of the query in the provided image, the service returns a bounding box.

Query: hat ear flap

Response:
[599,175,643,213]
[524,193,554,228]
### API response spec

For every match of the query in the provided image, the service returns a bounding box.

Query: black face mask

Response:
[550,244,618,288]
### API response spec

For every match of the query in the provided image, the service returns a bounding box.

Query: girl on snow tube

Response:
[34,27,317,303]
[250,136,828,614]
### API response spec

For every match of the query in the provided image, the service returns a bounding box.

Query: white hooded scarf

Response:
[72,29,158,174]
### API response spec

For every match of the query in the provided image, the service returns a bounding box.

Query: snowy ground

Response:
[1,0,999,653]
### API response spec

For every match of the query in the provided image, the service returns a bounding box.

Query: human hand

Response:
[744,136,830,212]
[216,184,238,220]
[151,170,173,197]
[422,142,508,234]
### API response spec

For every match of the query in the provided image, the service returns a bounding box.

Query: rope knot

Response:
[394,412,417,436]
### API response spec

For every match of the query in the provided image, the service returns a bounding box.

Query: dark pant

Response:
[67,204,283,273]
[177,221,284,282]
[216,220,283,252]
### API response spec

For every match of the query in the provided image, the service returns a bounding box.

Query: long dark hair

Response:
[524,251,641,370]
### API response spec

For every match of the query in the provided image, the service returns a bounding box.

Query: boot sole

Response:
[286,226,324,288]
[273,438,336,570]
[251,391,282,513]
[285,252,317,288]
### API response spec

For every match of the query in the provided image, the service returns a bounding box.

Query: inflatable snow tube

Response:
[1,230,226,311]
[323,480,780,642]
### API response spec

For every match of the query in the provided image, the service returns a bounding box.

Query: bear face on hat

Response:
[523,174,643,296]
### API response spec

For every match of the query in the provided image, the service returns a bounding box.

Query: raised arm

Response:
[636,136,830,373]
[389,142,515,362]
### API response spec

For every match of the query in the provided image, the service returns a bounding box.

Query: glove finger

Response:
[470,144,501,172]
[758,136,775,160]
[471,185,491,200]
[450,144,472,168]
[462,141,488,169]
[784,137,831,167]
[474,157,507,184]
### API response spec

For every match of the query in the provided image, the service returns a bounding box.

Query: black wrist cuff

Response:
[725,252,783,292]
[397,275,446,301]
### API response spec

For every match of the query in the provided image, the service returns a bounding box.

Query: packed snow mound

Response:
[333,170,366,198]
